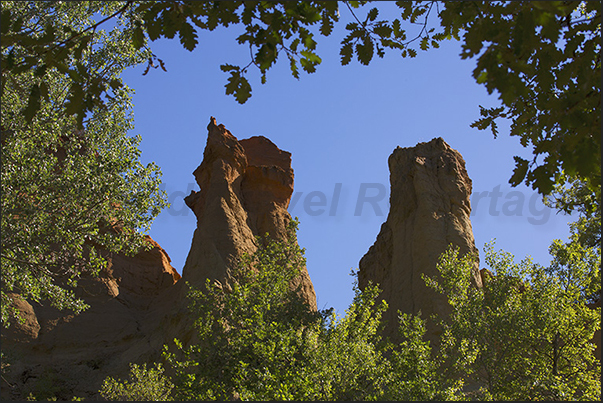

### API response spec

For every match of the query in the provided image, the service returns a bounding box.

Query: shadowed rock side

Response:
[358,137,482,344]
[183,117,317,310]
[1,237,181,400]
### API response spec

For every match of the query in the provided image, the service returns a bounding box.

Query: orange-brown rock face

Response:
[1,117,317,400]
[106,235,181,296]
[0,237,180,400]
[359,137,482,344]
[183,117,316,310]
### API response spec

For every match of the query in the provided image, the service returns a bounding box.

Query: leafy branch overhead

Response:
[1,1,168,328]
[1,1,600,195]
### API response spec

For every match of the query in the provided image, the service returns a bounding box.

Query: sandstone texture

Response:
[1,237,181,400]
[358,137,482,343]
[1,117,317,399]
[183,117,316,310]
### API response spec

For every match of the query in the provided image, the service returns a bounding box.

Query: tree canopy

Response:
[1,1,167,327]
[2,1,600,196]
[103,221,466,401]
[99,219,600,401]
[424,242,600,400]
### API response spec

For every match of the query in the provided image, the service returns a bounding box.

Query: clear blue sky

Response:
[120,10,576,315]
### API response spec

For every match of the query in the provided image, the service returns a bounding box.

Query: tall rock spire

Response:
[1,117,317,399]
[182,117,317,310]
[359,137,482,343]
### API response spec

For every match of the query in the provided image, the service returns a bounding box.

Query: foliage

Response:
[547,228,601,307]
[163,220,322,400]
[100,363,174,401]
[425,243,601,401]
[294,279,393,401]
[103,220,599,401]
[2,1,599,196]
[545,173,601,304]
[0,1,141,127]
[547,173,601,249]
[384,311,467,400]
[1,2,168,328]
[447,1,601,196]
[162,220,459,400]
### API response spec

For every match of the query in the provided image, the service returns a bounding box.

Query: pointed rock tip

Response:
[208,116,217,130]
[240,135,291,170]
[206,116,235,142]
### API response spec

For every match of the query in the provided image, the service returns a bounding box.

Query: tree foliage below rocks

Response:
[100,363,174,402]
[425,243,600,400]
[0,1,168,328]
[102,219,600,401]
[2,1,600,196]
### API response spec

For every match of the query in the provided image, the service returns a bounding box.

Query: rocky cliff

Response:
[1,117,317,400]
[358,137,482,343]
[182,117,316,309]
[1,237,181,400]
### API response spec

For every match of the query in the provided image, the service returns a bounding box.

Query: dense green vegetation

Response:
[155,221,462,401]
[100,218,600,401]
[1,1,167,328]
[1,1,600,400]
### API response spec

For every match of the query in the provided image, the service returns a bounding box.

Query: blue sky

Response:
[120,10,576,315]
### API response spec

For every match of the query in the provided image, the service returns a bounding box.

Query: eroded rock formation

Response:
[1,117,317,400]
[182,117,316,310]
[1,237,181,400]
[358,137,482,343]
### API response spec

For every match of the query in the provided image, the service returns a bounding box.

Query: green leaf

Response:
[372,23,392,39]
[132,25,145,49]
[5,48,15,68]
[529,164,555,194]
[509,156,529,187]
[300,50,321,73]
[289,56,299,79]
[320,12,334,36]
[367,7,379,22]
[22,83,41,122]
[41,23,56,43]
[420,37,429,51]
[109,78,122,91]
[290,37,300,52]
[33,64,47,78]
[224,70,252,104]
[340,42,353,65]
[178,22,198,51]
[12,15,23,33]
[0,9,11,34]
[476,70,488,84]
[39,81,49,100]
[356,35,374,65]
[392,18,402,37]
[65,82,85,116]
[220,63,239,72]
